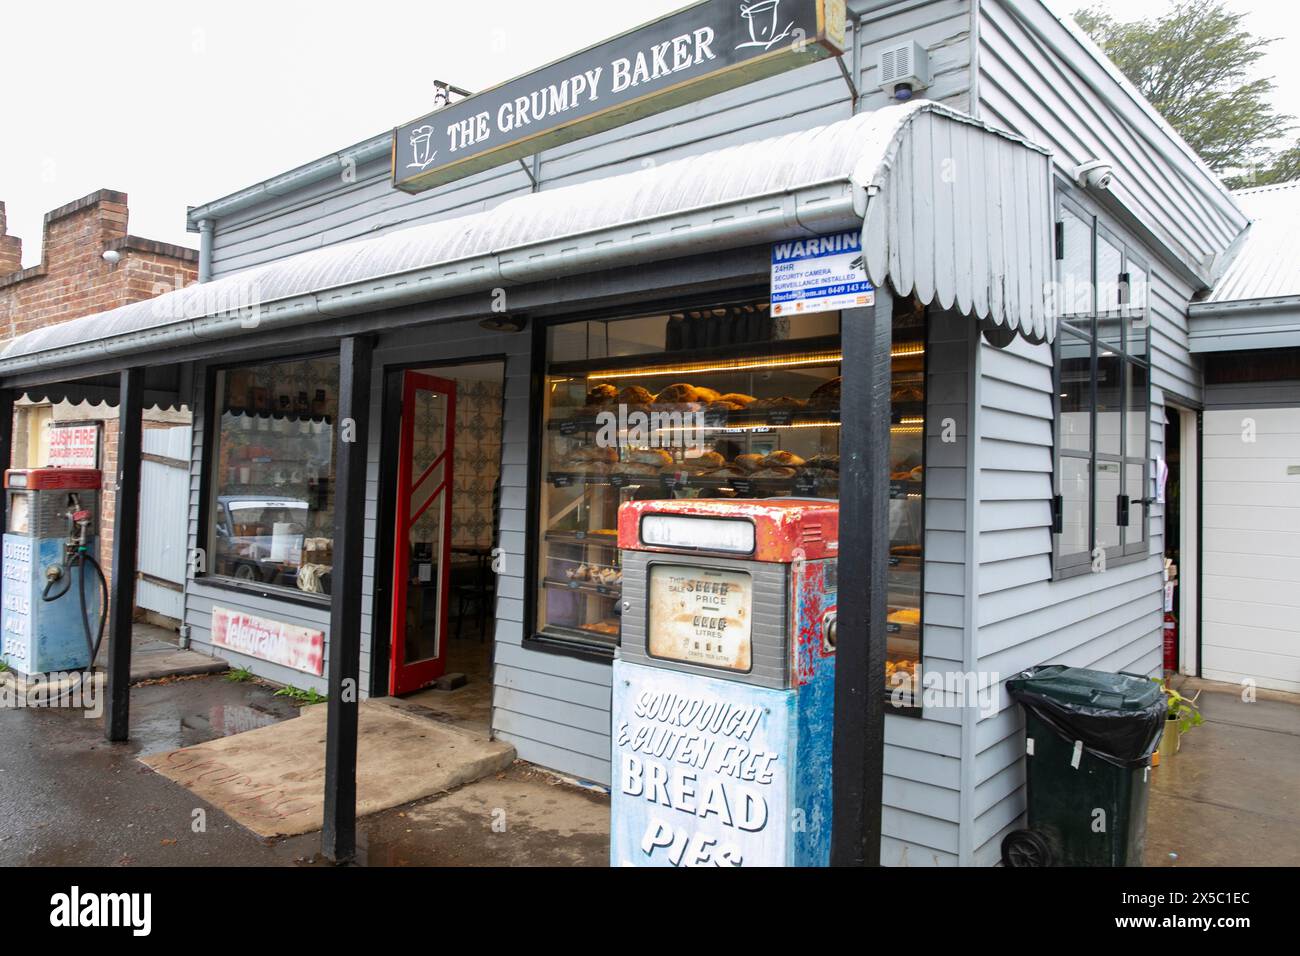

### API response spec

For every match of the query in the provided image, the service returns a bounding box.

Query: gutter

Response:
[185,135,391,230]
[1188,294,1300,318]
[1,180,862,379]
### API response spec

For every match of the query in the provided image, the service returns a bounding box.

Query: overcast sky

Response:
[2,0,1296,267]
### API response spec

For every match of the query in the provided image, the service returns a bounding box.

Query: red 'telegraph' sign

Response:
[211,606,325,676]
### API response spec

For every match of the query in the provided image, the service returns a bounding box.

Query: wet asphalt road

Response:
[0,673,611,867]
[0,675,317,866]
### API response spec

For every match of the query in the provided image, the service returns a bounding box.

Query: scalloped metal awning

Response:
[0,100,1055,395]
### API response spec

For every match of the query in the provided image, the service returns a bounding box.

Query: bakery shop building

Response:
[0,0,1267,865]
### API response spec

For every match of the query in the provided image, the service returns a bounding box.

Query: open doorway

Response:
[383,359,504,731]
[1163,404,1199,677]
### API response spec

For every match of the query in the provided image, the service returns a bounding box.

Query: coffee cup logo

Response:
[408,125,438,171]
[737,0,793,50]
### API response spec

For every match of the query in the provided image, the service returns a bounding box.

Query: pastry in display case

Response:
[536,300,925,706]
[887,301,927,705]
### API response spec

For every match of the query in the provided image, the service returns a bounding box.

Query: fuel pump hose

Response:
[39,548,109,667]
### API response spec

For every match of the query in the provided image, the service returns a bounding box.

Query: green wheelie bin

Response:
[1001,665,1165,867]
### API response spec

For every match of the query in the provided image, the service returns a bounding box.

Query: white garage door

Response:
[1202,408,1300,693]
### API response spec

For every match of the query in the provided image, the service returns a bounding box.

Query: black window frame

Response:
[195,349,341,608]
[1052,192,1152,579]
[523,291,929,718]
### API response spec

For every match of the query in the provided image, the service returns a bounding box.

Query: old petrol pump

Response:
[2,468,107,675]
[611,498,839,867]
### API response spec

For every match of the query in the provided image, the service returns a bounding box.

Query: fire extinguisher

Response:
[1163,612,1178,673]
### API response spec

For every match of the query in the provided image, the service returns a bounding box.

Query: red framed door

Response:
[389,371,456,695]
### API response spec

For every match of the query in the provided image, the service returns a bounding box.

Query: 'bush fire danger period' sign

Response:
[46,424,99,469]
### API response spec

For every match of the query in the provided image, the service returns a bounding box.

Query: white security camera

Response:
[1074,160,1115,192]
[101,249,122,265]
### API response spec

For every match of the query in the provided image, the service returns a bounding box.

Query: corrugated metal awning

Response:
[0,100,1055,385]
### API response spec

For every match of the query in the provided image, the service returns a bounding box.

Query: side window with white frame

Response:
[1052,192,1151,576]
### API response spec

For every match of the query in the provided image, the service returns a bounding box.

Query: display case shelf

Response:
[544,530,619,546]
[543,576,623,598]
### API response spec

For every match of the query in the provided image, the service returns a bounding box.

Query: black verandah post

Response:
[830,291,893,866]
[322,335,373,863]
[106,367,144,742]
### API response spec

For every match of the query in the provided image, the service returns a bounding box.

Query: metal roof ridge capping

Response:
[391,0,848,192]
[0,100,1062,380]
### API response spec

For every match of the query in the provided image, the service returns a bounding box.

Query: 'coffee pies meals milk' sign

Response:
[393,0,847,192]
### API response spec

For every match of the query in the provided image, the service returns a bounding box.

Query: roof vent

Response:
[878,41,931,101]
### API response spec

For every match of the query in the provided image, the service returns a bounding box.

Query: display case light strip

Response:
[585,344,924,381]
[715,420,841,433]
[587,351,842,380]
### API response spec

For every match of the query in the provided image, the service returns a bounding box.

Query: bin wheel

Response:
[1001,828,1056,867]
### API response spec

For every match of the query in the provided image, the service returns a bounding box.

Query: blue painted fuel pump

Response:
[611,498,839,867]
[2,468,107,675]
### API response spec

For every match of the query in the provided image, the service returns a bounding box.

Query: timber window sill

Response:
[192,575,330,611]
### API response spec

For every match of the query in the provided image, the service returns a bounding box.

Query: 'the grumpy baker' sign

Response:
[393,0,846,192]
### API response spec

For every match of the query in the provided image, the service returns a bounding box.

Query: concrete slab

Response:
[139,699,516,838]
[1145,677,1300,867]
[393,631,494,733]
[122,622,230,683]
[398,681,492,733]
[1,620,228,686]
[349,763,610,867]
[130,648,228,683]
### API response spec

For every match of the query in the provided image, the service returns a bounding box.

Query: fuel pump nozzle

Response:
[65,493,92,551]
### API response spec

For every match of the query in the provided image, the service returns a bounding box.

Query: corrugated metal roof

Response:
[1205,180,1300,305]
[0,100,1056,381]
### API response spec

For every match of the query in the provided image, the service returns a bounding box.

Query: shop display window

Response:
[534,299,926,706]
[206,355,339,596]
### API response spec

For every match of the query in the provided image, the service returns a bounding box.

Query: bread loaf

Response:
[586,383,618,405]
[761,450,806,467]
[654,383,697,405]
[617,385,655,406]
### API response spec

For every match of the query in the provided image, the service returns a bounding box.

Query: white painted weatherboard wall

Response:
[965,330,1166,866]
[1201,408,1300,694]
[137,424,193,622]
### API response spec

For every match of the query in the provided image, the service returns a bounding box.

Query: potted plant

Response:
[1155,678,1203,759]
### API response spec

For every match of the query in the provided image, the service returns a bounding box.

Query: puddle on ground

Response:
[208,704,282,736]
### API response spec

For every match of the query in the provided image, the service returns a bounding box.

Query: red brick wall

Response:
[0,190,197,605]
[0,190,198,339]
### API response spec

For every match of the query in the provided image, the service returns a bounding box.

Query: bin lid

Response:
[1006,665,1163,712]
[1006,665,1166,769]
